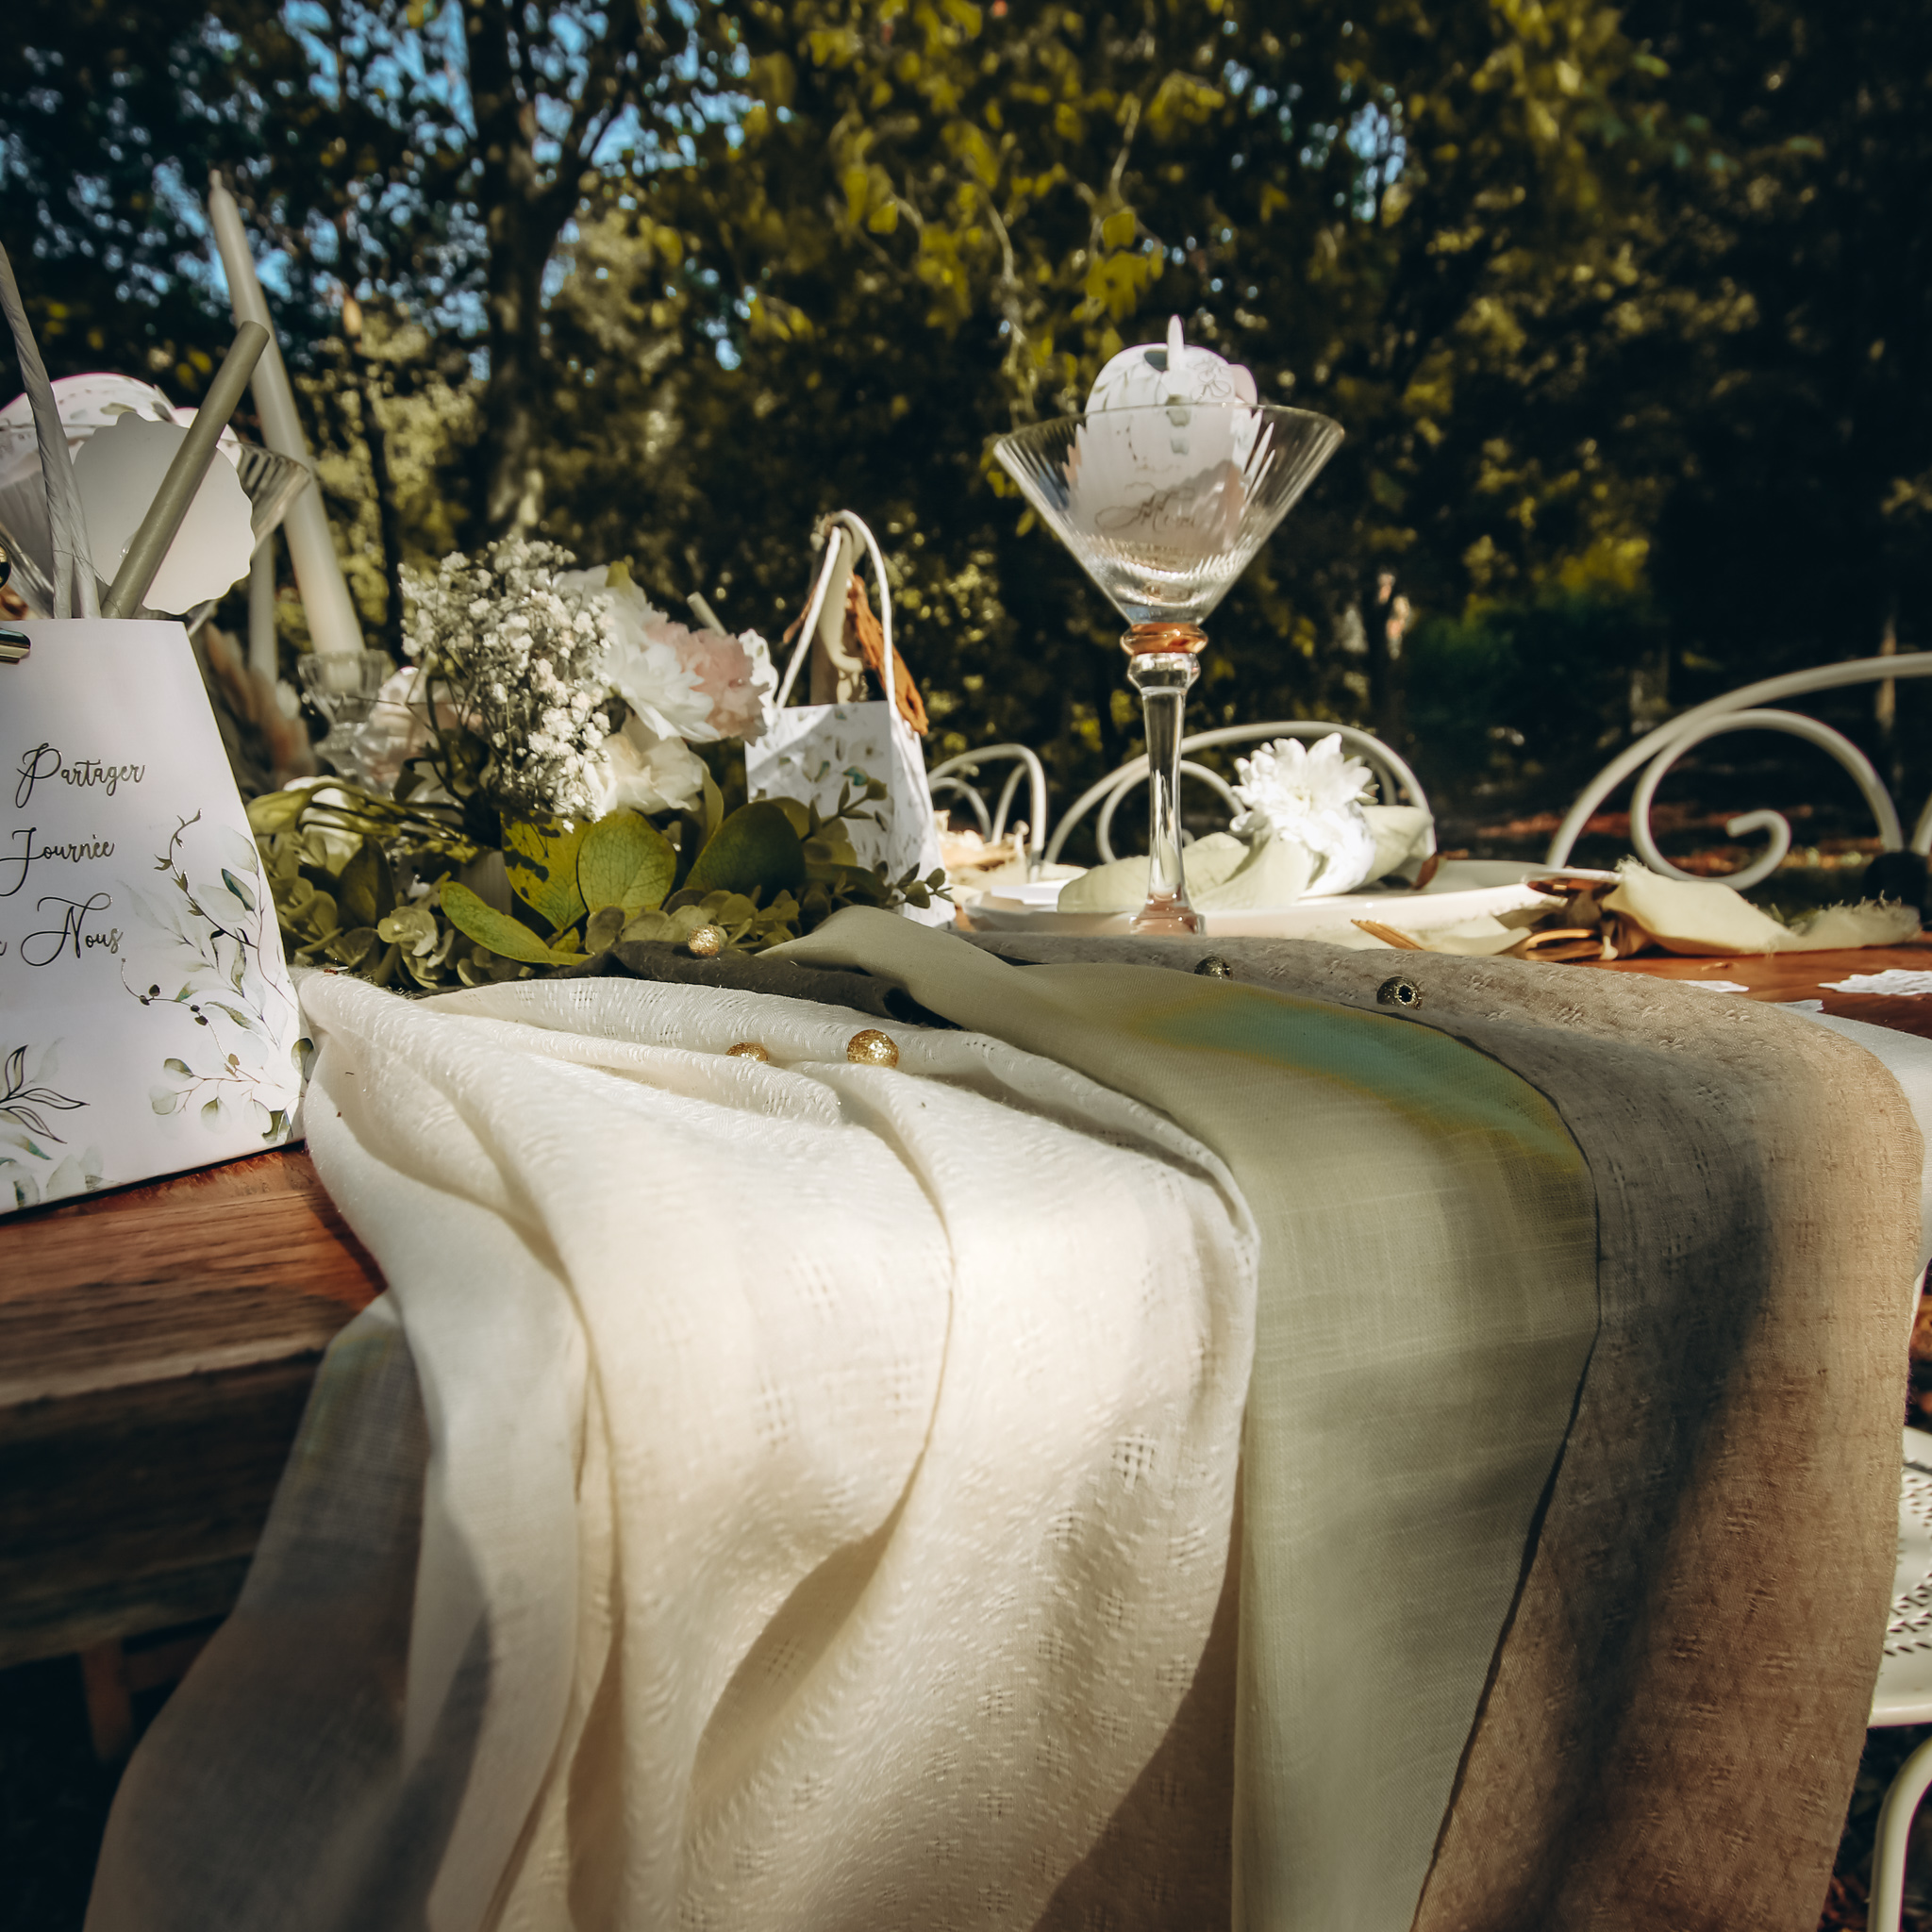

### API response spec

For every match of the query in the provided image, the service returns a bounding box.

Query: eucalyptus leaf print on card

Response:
[122,813,308,1144]
[0,1041,104,1208]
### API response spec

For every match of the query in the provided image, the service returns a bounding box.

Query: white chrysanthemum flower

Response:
[556,567,716,741]
[1229,734,1379,895]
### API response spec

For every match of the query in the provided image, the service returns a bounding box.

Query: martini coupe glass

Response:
[994,401,1343,934]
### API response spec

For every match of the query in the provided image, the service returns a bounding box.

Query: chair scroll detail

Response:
[1548,654,1932,891]
[927,743,1052,872]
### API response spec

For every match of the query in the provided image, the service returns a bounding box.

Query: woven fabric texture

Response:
[89,971,1257,1932]
[781,914,1605,1932]
[939,926,1924,1932]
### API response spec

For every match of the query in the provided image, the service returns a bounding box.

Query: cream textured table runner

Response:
[90,971,1257,1932]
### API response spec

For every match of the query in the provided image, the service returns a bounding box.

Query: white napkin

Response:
[1822,970,1932,996]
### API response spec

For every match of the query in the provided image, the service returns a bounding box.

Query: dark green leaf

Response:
[584,904,628,954]
[686,801,807,898]
[336,842,396,931]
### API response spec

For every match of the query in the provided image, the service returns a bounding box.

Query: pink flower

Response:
[557,566,774,744]
[675,623,774,741]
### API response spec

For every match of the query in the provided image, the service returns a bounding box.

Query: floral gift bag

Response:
[1,619,309,1211]
[745,512,950,927]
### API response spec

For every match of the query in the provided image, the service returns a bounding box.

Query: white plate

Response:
[960,861,1617,946]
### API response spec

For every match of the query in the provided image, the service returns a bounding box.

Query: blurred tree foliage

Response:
[4,0,1926,841]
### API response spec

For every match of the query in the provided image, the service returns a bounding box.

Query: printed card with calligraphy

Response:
[0,620,308,1214]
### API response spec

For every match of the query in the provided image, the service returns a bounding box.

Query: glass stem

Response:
[1125,649,1202,935]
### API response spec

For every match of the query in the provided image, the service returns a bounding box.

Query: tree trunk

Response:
[1367,570,1407,754]
[478,224,550,532]
[465,0,572,535]
[356,357,407,659]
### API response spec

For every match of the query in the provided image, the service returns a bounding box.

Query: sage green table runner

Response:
[780,912,1923,1932]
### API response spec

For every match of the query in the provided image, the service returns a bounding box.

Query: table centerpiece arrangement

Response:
[252,537,949,991]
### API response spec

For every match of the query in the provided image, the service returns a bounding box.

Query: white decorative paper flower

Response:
[1229,734,1379,895]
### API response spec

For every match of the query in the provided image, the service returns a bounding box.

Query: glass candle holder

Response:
[994,402,1342,933]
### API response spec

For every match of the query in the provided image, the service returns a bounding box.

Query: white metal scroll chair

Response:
[1546,652,1932,887]
[927,743,1053,874]
[1871,1428,1932,1931]
[1042,719,1432,868]
[1551,654,1932,1929]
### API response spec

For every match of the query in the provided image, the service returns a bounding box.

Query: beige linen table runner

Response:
[782,913,1924,1931]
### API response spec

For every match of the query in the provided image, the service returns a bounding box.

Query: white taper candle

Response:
[207,176,366,658]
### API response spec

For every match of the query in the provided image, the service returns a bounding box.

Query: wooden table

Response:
[5,941,1930,1713]
[0,1151,380,1676]
[1594,938,1932,1038]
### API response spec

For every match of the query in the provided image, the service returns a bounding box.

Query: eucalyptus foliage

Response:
[249,769,944,990]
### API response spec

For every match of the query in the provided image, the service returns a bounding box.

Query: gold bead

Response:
[845,1027,899,1069]
[687,924,725,958]
[725,1041,771,1062]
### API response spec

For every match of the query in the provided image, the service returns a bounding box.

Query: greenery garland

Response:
[250,772,945,991]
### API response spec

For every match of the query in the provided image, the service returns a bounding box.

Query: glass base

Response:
[1130,891,1202,937]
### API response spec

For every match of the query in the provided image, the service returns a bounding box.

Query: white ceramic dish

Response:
[958,861,1617,947]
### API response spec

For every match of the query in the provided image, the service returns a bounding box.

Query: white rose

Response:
[587,713,706,817]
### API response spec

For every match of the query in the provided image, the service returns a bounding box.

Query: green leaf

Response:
[584,904,627,954]
[324,925,380,970]
[441,881,573,965]
[803,825,860,867]
[577,811,677,916]
[337,842,396,930]
[686,801,808,899]
[503,818,589,932]
[246,787,316,836]
[619,905,707,946]
[221,867,258,912]
[376,905,441,956]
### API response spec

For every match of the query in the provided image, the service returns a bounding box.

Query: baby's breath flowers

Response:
[404,537,615,821]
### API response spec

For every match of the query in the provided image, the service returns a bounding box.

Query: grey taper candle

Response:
[0,239,97,618]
